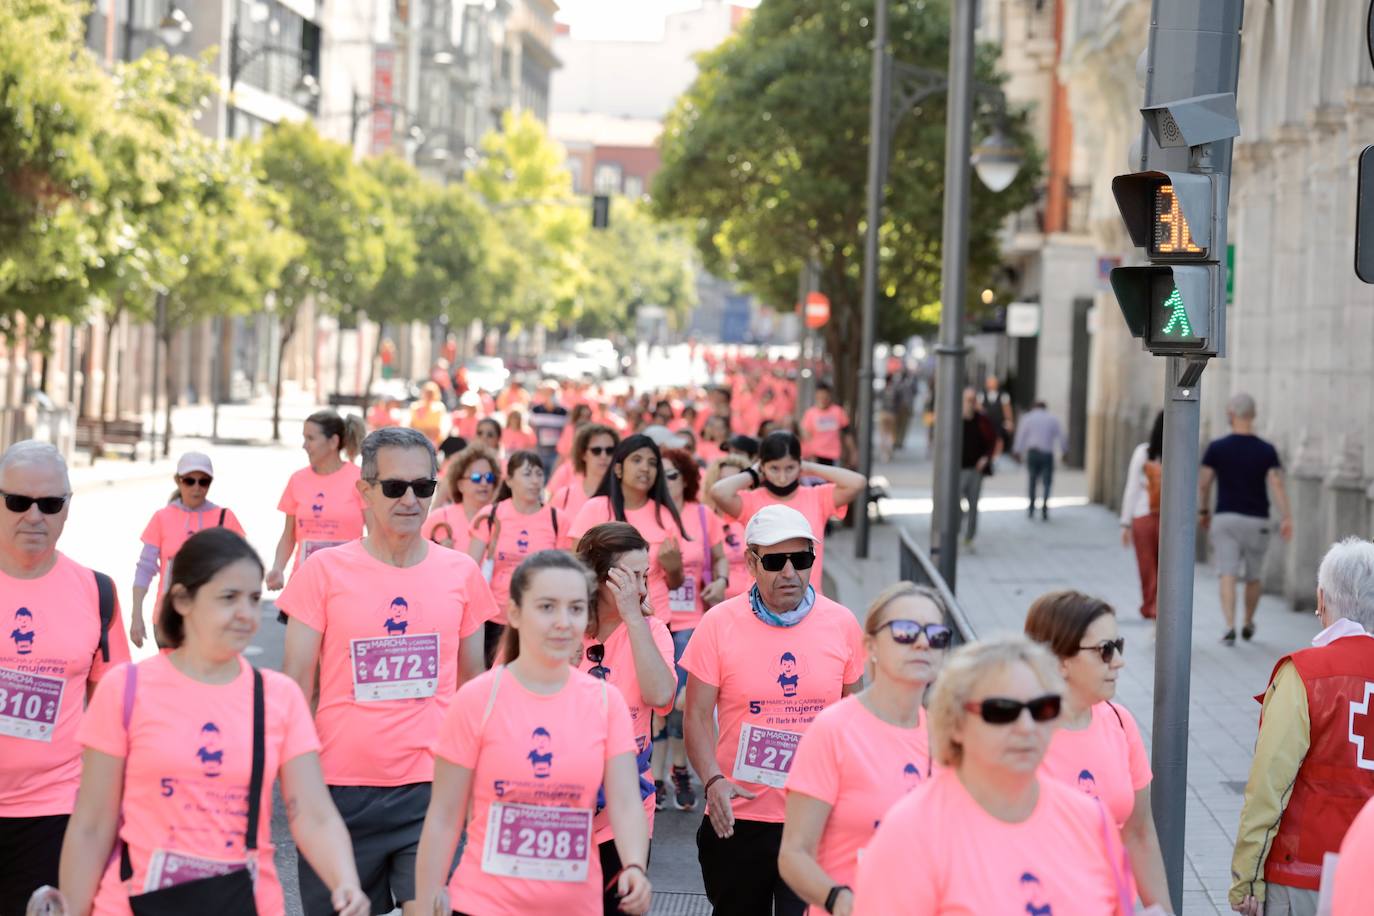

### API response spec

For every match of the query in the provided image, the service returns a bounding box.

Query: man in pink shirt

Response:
[681,505,865,916]
[801,382,852,466]
[0,441,128,912]
[280,427,497,915]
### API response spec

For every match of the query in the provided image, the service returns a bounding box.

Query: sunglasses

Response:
[752,549,816,572]
[369,478,438,499]
[663,471,681,482]
[586,644,610,680]
[1079,638,1125,664]
[877,619,953,649]
[964,694,1062,725]
[0,491,69,515]
[468,472,497,485]
[586,446,614,457]
[178,476,212,488]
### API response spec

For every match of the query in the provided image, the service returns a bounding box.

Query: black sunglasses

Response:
[663,471,681,482]
[586,644,610,680]
[178,476,212,488]
[586,446,614,457]
[369,478,438,499]
[964,694,1062,725]
[0,491,69,515]
[878,619,953,649]
[1079,638,1125,664]
[752,549,816,572]
[468,472,497,485]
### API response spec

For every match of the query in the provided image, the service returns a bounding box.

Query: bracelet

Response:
[603,862,647,892]
[703,774,726,795]
[745,467,761,488]
[825,885,851,913]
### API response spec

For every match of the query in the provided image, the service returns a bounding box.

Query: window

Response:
[593,163,622,194]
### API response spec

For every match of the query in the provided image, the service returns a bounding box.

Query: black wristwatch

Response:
[825,885,851,913]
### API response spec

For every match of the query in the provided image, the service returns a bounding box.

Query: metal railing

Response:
[898,526,977,646]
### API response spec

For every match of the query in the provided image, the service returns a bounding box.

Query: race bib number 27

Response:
[732,723,801,788]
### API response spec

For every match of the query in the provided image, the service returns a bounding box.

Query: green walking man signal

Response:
[1159,288,1191,336]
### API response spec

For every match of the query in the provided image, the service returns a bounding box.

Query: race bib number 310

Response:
[732,723,801,788]
[481,802,593,882]
[350,634,440,701]
[0,667,63,742]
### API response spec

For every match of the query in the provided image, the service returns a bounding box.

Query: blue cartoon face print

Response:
[777,652,800,697]
[1076,769,1097,798]
[196,723,224,778]
[10,608,35,655]
[902,762,923,790]
[310,491,325,518]
[384,597,409,635]
[528,727,554,778]
[516,529,530,553]
[1021,872,1052,916]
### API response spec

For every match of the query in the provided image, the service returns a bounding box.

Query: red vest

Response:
[1259,635,1374,889]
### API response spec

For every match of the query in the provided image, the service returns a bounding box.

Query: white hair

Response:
[1227,392,1256,420]
[0,440,70,490]
[1318,537,1374,631]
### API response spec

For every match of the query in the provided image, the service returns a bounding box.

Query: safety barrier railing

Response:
[897,526,977,646]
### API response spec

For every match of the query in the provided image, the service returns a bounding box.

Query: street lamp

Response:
[156,5,192,47]
[972,127,1024,193]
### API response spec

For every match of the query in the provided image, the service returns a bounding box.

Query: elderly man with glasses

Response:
[680,504,865,916]
[0,440,128,912]
[280,427,497,915]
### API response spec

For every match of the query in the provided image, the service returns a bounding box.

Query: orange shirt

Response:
[1,553,129,817]
[734,483,840,584]
[1335,794,1374,914]
[569,497,686,623]
[140,503,247,596]
[276,463,365,574]
[1039,702,1151,829]
[409,401,446,445]
[470,502,561,625]
[276,541,497,786]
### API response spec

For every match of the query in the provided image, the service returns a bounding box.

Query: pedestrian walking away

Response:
[0,441,129,915]
[1229,538,1374,916]
[852,637,1132,915]
[957,388,1000,547]
[277,427,498,915]
[129,452,246,649]
[1199,393,1294,644]
[1025,591,1172,911]
[799,382,852,467]
[52,528,368,916]
[421,443,500,553]
[681,505,865,916]
[1012,400,1066,520]
[411,551,652,916]
[779,583,951,916]
[1120,413,1164,620]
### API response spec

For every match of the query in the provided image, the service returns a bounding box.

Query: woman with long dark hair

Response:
[1119,412,1165,619]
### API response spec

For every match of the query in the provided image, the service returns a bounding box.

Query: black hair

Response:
[476,417,501,439]
[158,528,264,648]
[758,430,802,465]
[1147,411,1165,463]
[725,434,759,458]
[439,435,468,459]
[575,522,650,634]
[593,434,690,539]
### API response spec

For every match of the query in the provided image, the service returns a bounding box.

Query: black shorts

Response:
[0,813,69,916]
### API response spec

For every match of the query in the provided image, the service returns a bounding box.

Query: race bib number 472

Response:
[350,634,440,701]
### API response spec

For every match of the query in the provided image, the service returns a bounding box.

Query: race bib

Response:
[143,849,254,892]
[301,539,347,562]
[350,634,440,701]
[732,723,801,788]
[668,574,697,613]
[481,802,593,882]
[0,667,63,742]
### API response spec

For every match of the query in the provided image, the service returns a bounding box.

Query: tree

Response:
[577,198,698,336]
[653,0,1040,411]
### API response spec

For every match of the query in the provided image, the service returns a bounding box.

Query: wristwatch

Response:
[825,885,851,913]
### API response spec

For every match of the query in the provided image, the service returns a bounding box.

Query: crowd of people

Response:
[1,357,1371,916]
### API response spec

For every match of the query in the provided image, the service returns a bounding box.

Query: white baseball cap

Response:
[176,452,214,478]
[641,424,687,450]
[744,504,817,547]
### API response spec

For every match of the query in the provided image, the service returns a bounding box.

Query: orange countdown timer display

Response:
[1149,183,1208,260]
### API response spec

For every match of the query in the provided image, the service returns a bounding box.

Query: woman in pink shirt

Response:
[413,551,652,916]
[780,582,952,916]
[800,382,851,465]
[266,410,367,591]
[59,528,367,916]
[422,444,500,553]
[551,424,620,523]
[852,636,1132,916]
[555,405,595,466]
[574,524,676,915]
[1025,590,1171,911]
[702,456,753,599]
[474,417,502,456]
[129,452,246,649]
[501,409,537,455]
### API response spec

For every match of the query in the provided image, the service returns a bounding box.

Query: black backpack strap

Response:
[218,508,227,527]
[1106,701,1124,730]
[551,506,559,539]
[245,667,265,850]
[93,571,115,663]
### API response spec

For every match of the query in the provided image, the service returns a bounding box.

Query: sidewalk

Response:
[825,442,1315,915]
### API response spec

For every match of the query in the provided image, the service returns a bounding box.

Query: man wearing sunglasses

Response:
[0,441,129,913]
[280,428,498,915]
[681,505,865,916]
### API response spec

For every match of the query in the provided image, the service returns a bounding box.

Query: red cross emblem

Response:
[1350,682,1374,771]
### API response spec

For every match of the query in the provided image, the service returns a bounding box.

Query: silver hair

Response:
[0,440,71,490]
[1228,392,1257,420]
[1318,537,1374,631]
[360,427,437,480]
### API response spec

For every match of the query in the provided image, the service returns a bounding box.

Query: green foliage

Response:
[578,198,697,335]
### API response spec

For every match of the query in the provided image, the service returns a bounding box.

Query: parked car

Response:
[463,356,510,393]
[572,339,621,379]
[539,350,601,380]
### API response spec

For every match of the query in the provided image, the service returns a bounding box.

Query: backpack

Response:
[94,571,115,663]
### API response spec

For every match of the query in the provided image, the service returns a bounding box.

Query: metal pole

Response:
[150,292,165,462]
[854,0,889,559]
[929,0,977,589]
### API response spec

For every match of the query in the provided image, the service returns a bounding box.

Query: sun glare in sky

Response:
[555,0,760,42]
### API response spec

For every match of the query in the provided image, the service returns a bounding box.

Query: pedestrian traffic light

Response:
[1110,170,1226,356]
[591,195,610,230]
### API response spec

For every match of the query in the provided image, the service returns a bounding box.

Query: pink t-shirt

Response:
[140,503,247,596]
[435,666,636,915]
[1039,702,1151,828]
[1335,794,1374,914]
[79,657,319,916]
[421,503,476,554]
[276,540,497,786]
[719,521,751,599]
[678,592,865,823]
[852,771,1128,916]
[786,696,932,912]
[667,502,724,631]
[734,483,840,584]
[569,496,688,623]
[470,502,561,625]
[802,405,849,461]
[276,463,365,574]
[0,553,129,817]
[502,428,537,453]
[575,620,674,843]
[550,478,593,527]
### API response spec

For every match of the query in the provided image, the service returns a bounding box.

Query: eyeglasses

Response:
[752,549,816,572]
[586,643,610,680]
[368,478,438,499]
[586,446,614,457]
[663,471,681,482]
[1079,638,1125,664]
[0,491,69,515]
[178,476,212,488]
[468,472,497,485]
[877,619,953,649]
[964,694,1062,725]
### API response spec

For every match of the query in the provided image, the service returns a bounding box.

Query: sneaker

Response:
[1222,629,1236,646]
[672,766,696,811]
[654,780,667,811]
[1242,622,1256,641]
